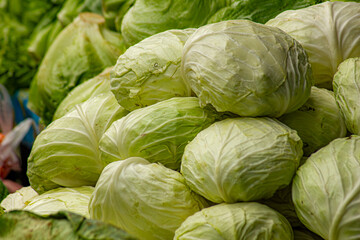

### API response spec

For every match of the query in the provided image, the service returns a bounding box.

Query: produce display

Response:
[1,0,360,240]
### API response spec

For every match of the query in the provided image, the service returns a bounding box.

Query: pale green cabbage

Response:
[333,57,360,135]
[99,97,223,170]
[174,202,293,240]
[181,117,302,203]
[54,67,112,120]
[24,186,94,218]
[266,1,360,89]
[110,29,194,111]
[279,86,347,156]
[293,136,360,239]
[181,20,313,117]
[28,13,125,125]
[27,93,128,193]
[121,0,231,46]
[89,157,209,240]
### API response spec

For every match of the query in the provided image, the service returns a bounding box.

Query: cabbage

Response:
[333,57,360,135]
[121,0,231,46]
[174,202,293,240]
[182,20,313,117]
[266,1,360,89]
[181,117,302,203]
[89,157,209,240]
[0,186,38,212]
[99,97,223,170]
[28,13,125,125]
[27,93,128,193]
[111,29,194,111]
[279,86,347,156]
[54,67,112,120]
[24,186,94,218]
[293,136,360,239]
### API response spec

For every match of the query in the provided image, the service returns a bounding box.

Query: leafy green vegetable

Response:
[181,20,313,117]
[174,202,294,240]
[279,86,347,156]
[333,57,360,135]
[27,93,128,193]
[266,1,360,89]
[23,186,94,218]
[99,97,224,170]
[121,0,231,46]
[181,117,302,203]
[0,12,38,93]
[0,0,63,93]
[89,157,209,240]
[28,13,125,125]
[208,0,321,24]
[0,210,137,240]
[293,136,360,239]
[111,29,195,111]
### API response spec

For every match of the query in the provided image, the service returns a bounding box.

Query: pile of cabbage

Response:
[2,1,360,240]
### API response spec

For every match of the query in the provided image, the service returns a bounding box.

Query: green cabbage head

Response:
[181,20,313,117]
[279,86,347,156]
[333,57,360,135]
[111,29,195,111]
[266,1,360,89]
[181,117,302,203]
[99,97,223,170]
[27,93,128,193]
[89,157,209,240]
[28,13,125,125]
[174,202,293,240]
[292,136,360,239]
